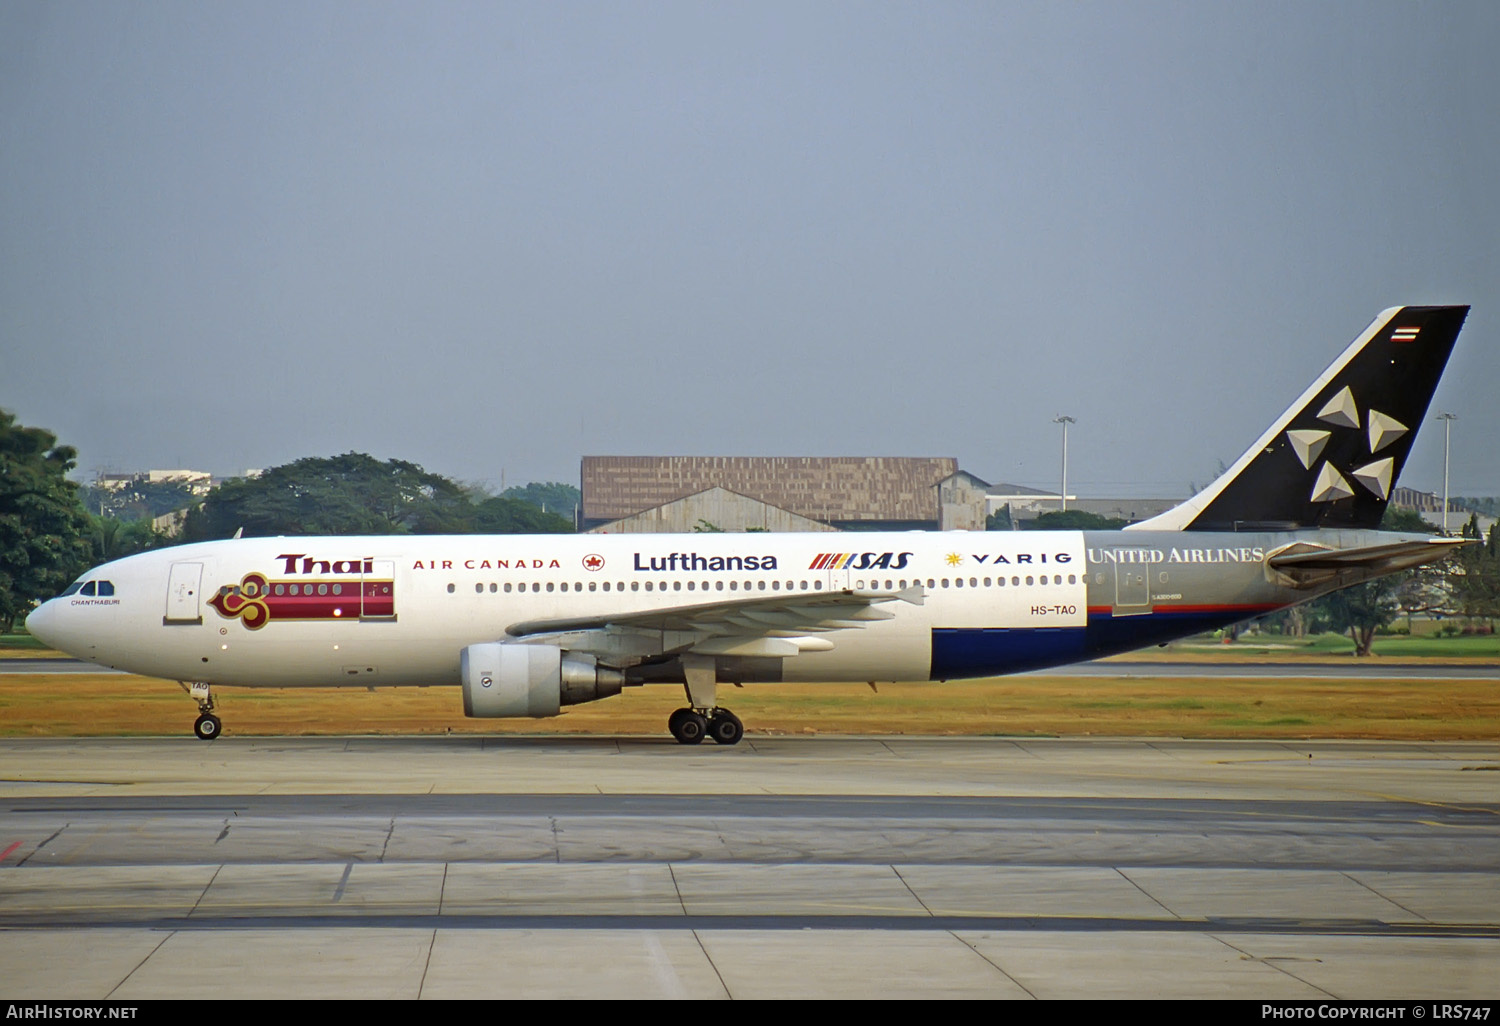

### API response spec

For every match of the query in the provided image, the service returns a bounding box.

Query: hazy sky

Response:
[4,1,1497,500]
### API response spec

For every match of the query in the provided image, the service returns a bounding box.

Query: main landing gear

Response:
[668,655,744,746]
[181,682,222,741]
[668,706,743,746]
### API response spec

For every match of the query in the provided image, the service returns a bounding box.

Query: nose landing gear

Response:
[180,681,222,741]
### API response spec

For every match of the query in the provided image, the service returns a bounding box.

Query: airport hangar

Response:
[578,455,1180,534]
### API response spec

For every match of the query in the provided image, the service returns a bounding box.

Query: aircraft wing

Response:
[1267,536,1473,574]
[505,586,925,661]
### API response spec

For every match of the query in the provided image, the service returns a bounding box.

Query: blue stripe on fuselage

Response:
[928,607,1275,679]
[929,627,1087,679]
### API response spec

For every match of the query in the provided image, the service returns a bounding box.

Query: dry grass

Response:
[2,671,1498,740]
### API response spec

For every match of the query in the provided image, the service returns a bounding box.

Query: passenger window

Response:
[546,582,555,592]
[687,581,695,591]
[955,578,963,588]
[1025,576,1034,586]
[602,582,609,591]
[318,584,328,595]
[673,581,681,591]
[275,584,285,595]
[475,583,483,594]
[504,583,512,593]
[645,582,653,591]
[1054,575,1062,585]
[941,579,949,588]
[814,581,823,590]
[631,582,639,592]
[560,582,568,592]
[717,581,724,591]
[446,584,455,594]
[589,582,597,592]
[490,583,497,593]
[757,581,765,591]
[1012,576,1020,586]
[772,581,781,590]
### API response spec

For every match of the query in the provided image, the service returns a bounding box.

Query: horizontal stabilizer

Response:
[1267,537,1472,574]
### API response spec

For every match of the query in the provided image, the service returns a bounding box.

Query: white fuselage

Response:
[29,531,1097,688]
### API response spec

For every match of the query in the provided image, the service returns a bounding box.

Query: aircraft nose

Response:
[24,599,69,653]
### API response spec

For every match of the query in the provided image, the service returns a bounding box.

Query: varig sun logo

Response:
[209,569,395,629]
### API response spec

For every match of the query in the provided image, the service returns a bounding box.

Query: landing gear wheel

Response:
[708,709,744,746]
[193,714,222,741]
[668,708,708,745]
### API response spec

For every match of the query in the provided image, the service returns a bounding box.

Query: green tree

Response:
[89,515,166,562]
[181,453,573,539]
[0,411,95,632]
[1023,509,1128,531]
[502,481,581,518]
[1380,507,1440,534]
[181,453,476,539]
[470,496,573,534]
[80,479,200,521]
[1314,580,1401,656]
[1448,516,1500,626]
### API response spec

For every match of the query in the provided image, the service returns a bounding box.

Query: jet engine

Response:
[461,642,624,718]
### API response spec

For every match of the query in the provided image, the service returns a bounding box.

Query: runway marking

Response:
[2,912,1495,937]
[0,840,20,862]
[16,826,64,867]
[1365,794,1500,817]
[332,862,353,902]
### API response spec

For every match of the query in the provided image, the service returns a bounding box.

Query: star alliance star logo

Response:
[1289,385,1406,502]
[945,553,963,566]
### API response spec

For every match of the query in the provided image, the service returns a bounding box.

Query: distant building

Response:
[582,456,989,533]
[97,469,214,495]
[1392,486,1458,514]
[589,486,836,535]
[986,482,1180,526]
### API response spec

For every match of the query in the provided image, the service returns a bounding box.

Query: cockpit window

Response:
[60,582,84,597]
[80,582,97,597]
[97,581,115,596]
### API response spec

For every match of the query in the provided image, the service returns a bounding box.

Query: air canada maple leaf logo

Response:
[583,554,605,571]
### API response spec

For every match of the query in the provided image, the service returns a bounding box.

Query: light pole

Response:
[1054,415,1075,512]
[1435,412,1457,534]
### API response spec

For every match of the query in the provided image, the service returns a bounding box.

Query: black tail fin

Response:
[1128,305,1469,532]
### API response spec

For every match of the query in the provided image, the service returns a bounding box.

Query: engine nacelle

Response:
[461,643,624,718]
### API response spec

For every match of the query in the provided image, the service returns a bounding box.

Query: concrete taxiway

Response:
[1,736,1497,999]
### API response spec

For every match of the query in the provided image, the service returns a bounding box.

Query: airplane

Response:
[26,304,1473,745]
